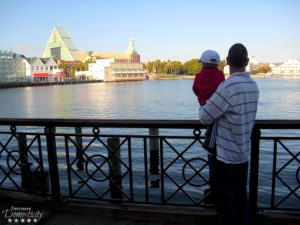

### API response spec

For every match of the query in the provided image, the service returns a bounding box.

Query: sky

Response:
[0,0,299,63]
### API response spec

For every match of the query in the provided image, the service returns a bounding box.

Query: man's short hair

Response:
[227,43,248,68]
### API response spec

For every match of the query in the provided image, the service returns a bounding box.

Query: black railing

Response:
[0,119,299,215]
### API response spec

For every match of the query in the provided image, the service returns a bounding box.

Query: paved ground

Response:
[0,191,299,225]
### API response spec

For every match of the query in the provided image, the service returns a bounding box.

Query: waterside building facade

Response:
[76,58,146,82]
[0,50,65,82]
[42,27,145,81]
[0,50,26,82]
[75,39,146,81]
[270,58,300,76]
[26,57,64,82]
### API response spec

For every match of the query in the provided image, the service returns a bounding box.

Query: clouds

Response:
[11,45,44,56]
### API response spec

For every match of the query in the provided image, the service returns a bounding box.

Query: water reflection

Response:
[0,78,299,119]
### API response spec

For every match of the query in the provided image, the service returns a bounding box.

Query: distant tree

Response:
[144,60,185,75]
[183,59,201,75]
[252,65,271,74]
[218,60,226,72]
[143,63,147,71]
[171,61,184,74]
[147,62,153,73]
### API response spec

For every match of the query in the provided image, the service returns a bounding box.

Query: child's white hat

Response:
[200,50,220,65]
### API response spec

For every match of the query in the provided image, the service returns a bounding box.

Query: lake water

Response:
[0,78,300,120]
[0,78,299,208]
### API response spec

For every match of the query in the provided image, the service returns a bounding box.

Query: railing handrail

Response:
[1,118,300,129]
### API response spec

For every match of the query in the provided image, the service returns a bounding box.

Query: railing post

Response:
[18,134,32,191]
[45,126,61,201]
[75,127,84,171]
[149,128,160,188]
[249,127,261,219]
[107,137,123,199]
[149,128,159,175]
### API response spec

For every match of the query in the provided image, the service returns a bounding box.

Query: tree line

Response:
[143,59,272,75]
[143,59,227,75]
[59,58,271,78]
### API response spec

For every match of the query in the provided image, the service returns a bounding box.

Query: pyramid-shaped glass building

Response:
[43,27,79,61]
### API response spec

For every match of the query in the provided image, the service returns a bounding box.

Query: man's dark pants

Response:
[208,154,248,225]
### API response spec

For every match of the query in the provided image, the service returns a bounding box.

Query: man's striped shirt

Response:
[199,72,259,164]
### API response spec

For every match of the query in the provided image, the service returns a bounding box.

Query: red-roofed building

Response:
[26,57,65,81]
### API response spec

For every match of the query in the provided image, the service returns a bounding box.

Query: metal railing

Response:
[0,118,299,215]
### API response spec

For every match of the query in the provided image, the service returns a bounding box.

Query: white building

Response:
[270,58,300,75]
[89,58,114,80]
[76,58,147,82]
[0,50,65,82]
[0,50,27,82]
[25,57,65,82]
[22,57,32,78]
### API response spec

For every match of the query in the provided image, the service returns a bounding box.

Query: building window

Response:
[51,47,61,60]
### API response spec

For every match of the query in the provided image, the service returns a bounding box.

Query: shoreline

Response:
[0,80,103,89]
[0,74,300,89]
[150,74,300,80]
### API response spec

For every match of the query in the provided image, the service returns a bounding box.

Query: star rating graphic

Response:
[7,217,39,223]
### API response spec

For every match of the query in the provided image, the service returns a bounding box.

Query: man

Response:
[198,43,259,225]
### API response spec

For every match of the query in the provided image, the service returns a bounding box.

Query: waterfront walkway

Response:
[0,79,103,89]
[1,191,299,225]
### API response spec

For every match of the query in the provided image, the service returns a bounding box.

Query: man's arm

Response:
[198,83,231,124]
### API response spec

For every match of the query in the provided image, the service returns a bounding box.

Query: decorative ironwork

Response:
[0,118,299,213]
[0,129,47,194]
[85,154,111,182]
[160,137,209,205]
[271,138,300,208]
[182,158,209,187]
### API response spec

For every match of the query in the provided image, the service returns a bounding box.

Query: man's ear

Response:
[226,57,230,65]
[245,58,249,66]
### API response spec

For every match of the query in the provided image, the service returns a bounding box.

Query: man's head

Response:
[200,50,220,68]
[226,43,249,69]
